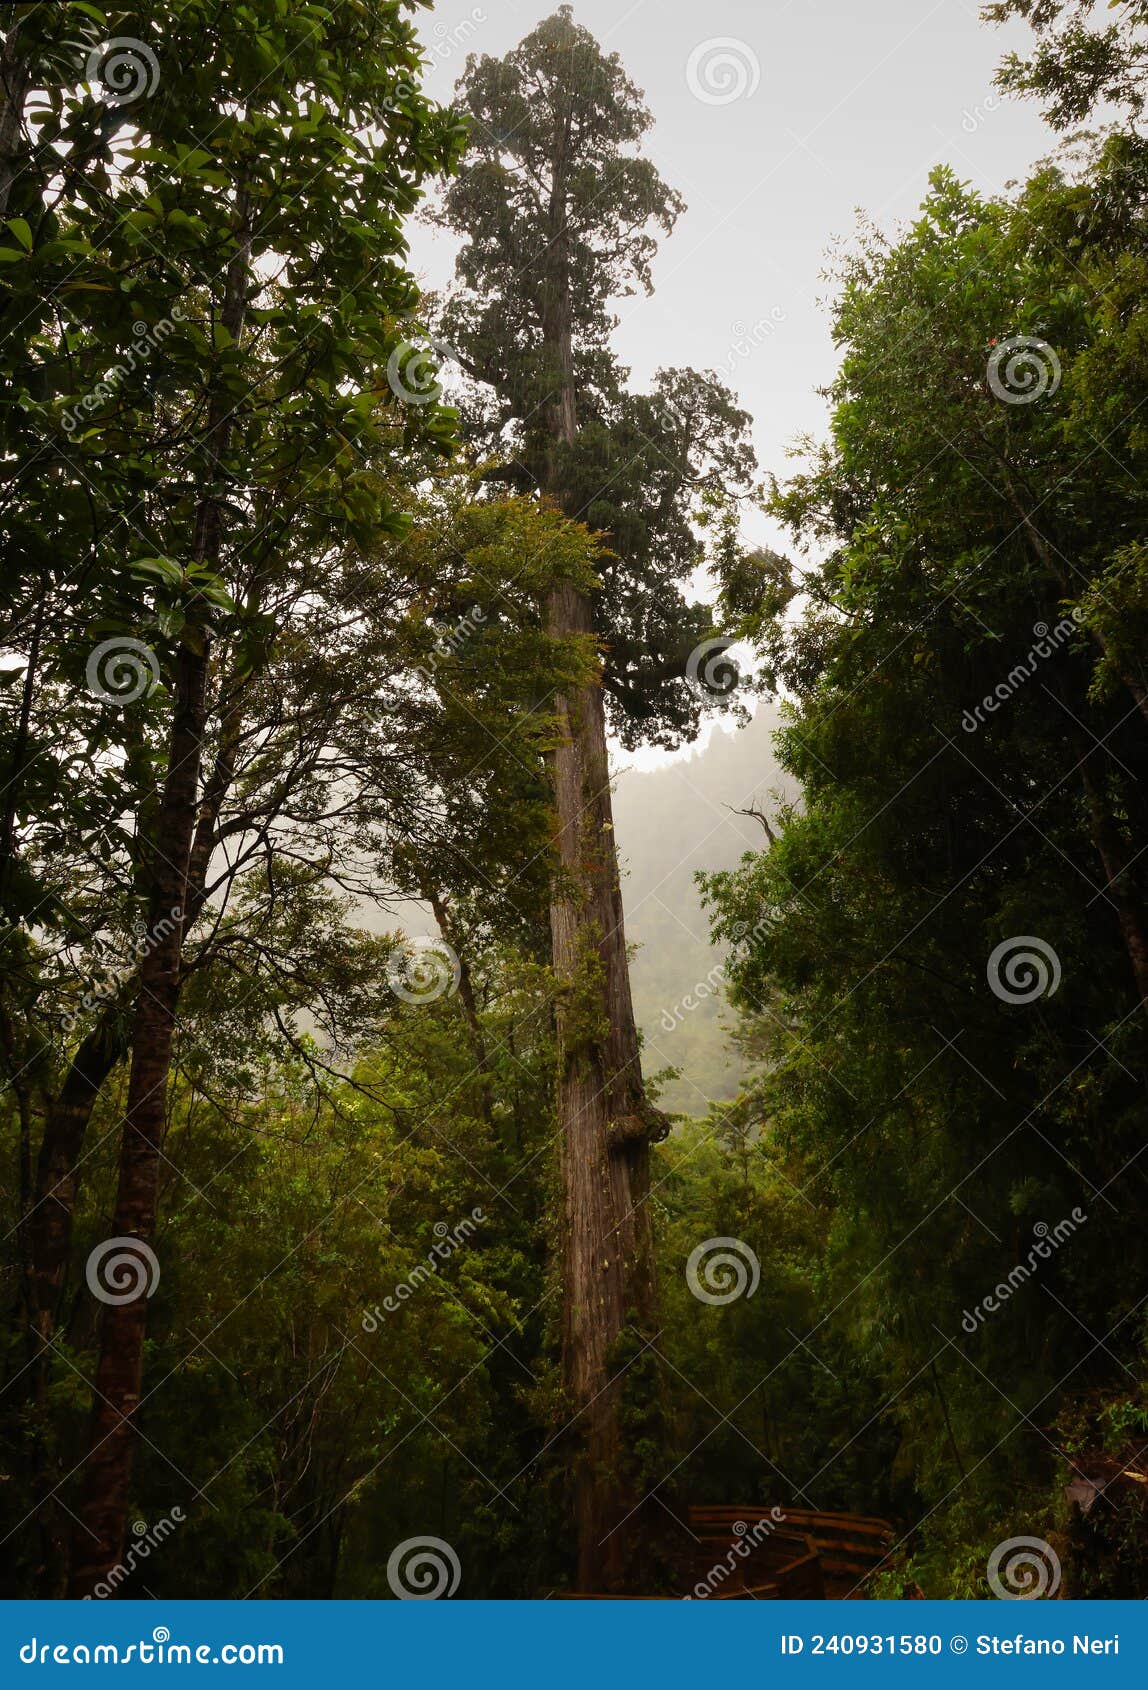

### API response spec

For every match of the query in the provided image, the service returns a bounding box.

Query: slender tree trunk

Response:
[29,1017,125,1338]
[17,687,244,1582]
[2,596,113,1341]
[26,651,253,1362]
[0,1004,68,1595]
[928,1357,967,1482]
[69,186,251,1595]
[18,549,259,1594]
[27,1014,125,1594]
[0,587,124,1594]
[68,644,208,1596]
[23,1018,124,1595]
[0,588,43,900]
[539,107,667,1593]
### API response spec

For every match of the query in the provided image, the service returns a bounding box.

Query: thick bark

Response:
[537,103,667,1593]
[548,579,667,1592]
[69,187,251,1595]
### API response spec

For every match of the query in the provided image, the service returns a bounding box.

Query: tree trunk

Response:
[0,581,126,1593]
[548,578,668,1591]
[29,1017,125,1337]
[69,184,251,1595]
[0,15,30,220]
[27,647,254,1366]
[68,643,208,1596]
[539,105,668,1594]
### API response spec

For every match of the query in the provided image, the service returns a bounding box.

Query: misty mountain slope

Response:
[612,706,790,1116]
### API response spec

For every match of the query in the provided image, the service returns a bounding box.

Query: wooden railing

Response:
[687,1506,895,1600]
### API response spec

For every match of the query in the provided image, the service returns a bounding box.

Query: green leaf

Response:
[128,556,185,586]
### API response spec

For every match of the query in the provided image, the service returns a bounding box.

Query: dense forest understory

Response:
[2,0,1147,1601]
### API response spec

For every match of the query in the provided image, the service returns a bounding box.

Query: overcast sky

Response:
[408,0,1054,534]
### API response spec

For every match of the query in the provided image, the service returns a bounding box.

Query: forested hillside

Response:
[614,709,789,1114]
[1,0,1147,1606]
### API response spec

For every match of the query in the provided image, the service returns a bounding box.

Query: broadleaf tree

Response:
[0,0,465,1595]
